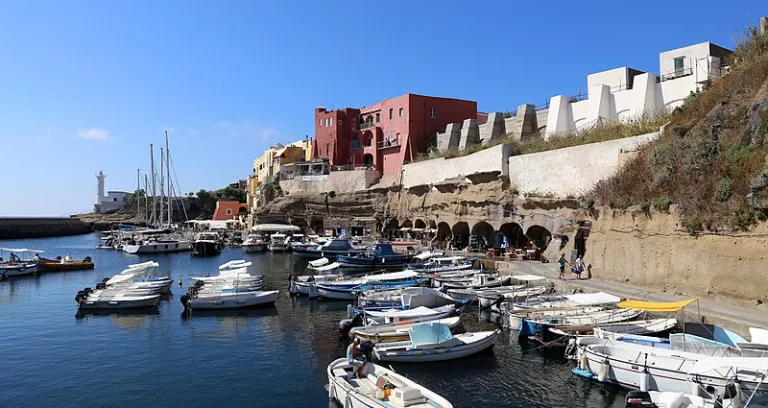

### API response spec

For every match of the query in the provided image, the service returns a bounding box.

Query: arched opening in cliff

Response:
[574,221,591,258]
[526,225,552,250]
[470,221,495,249]
[436,222,452,247]
[384,219,400,240]
[499,223,528,248]
[451,222,470,249]
[290,217,307,233]
[414,219,426,229]
[309,218,324,235]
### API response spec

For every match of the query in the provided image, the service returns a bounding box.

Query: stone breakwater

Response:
[0,217,92,239]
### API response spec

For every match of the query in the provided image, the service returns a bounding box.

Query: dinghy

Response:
[75,287,160,310]
[327,358,453,408]
[339,305,461,332]
[373,322,498,363]
[519,308,642,337]
[182,289,279,310]
[357,287,460,310]
[351,316,462,343]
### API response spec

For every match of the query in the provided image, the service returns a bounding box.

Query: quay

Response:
[0,217,92,239]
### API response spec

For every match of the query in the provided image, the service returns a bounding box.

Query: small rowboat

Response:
[351,316,462,343]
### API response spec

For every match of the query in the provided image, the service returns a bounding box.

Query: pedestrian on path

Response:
[557,253,569,279]
[572,256,584,280]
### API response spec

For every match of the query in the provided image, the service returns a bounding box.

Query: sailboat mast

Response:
[136,169,141,224]
[159,147,165,226]
[144,175,150,224]
[165,131,172,227]
[150,144,157,226]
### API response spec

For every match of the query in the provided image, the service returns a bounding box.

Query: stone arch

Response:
[451,222,470,249]
[363,153,374,167]
[385,219,400,231]
[470,221,495,248]
[436,222,452,243]
[238,206,248,215]
[526,225,552,250]
[428,220,437,229]
[401,219,413,229]
[499,222,529,248]
[309,218,324,235]
[362,130,374,147]
[290,218,307,228]
[414,219,426,229]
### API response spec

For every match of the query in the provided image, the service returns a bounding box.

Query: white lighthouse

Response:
[93,170,130,214]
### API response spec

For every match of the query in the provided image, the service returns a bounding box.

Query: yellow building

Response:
[246,139,313,213]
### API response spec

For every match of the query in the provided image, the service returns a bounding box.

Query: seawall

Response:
[0,217,92,239]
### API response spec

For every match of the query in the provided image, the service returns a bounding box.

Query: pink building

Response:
[313,93,478,175]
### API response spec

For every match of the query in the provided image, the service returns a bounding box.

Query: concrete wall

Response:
[508,131,660,197]
[399,143,512,189]
[280,169,380,195]
[0,218,92,239]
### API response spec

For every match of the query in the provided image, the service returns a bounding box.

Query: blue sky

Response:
[0,1,764,216]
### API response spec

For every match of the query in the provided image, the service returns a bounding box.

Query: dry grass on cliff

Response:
[592,25,768,233]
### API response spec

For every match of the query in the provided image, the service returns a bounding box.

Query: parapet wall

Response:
[280,169,380,195]
[508,132,659,196]
[400,143,513,189]
[0,217,92,239]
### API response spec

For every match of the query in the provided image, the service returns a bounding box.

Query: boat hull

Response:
[374,330,498,363]
[242,244,266,253]
[78,295,161,310]
[191,241,222,257]
[0,263,39,276]
[123,241,192,254]
[186,290,279,310]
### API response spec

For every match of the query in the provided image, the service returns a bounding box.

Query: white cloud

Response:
[188,128,199,136]
[77,128,110,141]
[213,120,279,141]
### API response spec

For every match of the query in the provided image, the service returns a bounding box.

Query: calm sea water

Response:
[0,233,625,408]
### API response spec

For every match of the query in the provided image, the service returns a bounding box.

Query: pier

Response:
[0,217,92,239]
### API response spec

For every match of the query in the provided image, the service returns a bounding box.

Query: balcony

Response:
[377,139,401,149]
[358,122,378,130]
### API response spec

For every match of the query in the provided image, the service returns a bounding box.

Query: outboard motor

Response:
[359,340,375,361]
[95,282,106,290]
[339,313,364,335]
[624,391,657,408]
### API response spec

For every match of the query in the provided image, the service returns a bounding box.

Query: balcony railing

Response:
[377,140,401,149]
[358,122,377,130]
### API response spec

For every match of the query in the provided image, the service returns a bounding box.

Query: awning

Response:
[564,292,621,306]
[410,228,425,232]
[400,227,412,232]
[616,298,696,312]
[251,224,301,232]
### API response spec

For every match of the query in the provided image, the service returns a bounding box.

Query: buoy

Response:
[640,368,649,392]
[597,359,609,382]
[178,279,183,288]
[579,351,589,371]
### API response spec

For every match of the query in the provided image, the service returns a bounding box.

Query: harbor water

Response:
[0,233,625,408]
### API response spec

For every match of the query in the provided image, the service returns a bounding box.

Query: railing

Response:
[358,122,377,130]
[377,140,401,149]
[660,67,693,82]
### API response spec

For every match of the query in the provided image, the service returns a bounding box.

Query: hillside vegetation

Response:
[593,25,768,233]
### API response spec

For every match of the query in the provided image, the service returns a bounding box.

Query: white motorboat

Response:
[75,287,160,310]
[339,305,460,332]
[289,258,341,296]
[409,256,474,274]
[315,271,424,300]
[268,233,289,252]
[351,316,462,343]
[478,285,549,308]
[327,358,453,408]
[242,233,267,253]
[373,322,498,363]
[358,286,460,309]
[739,327,768,357]
[0,247,42,277]
[589,318,679,339]
[508,306,607,330]
[503,292,621,329]
[520,308,643,338]
[639,390,768,408]
[104,262,174,294]
[123,238,192,254]
[573,337,768,405]
[182,289,278,310]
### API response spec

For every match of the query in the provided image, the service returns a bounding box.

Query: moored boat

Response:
[75,287,161,310]
[337,243,412,269]
[191,232,222,257]
[292,237,368,260]
[242,233,267,252]
[38,256,95,272]
[351,316,462,343]
[373,322,499,363]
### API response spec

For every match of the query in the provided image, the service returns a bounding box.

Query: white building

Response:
[544,41,732,138]
[94,171,131,213]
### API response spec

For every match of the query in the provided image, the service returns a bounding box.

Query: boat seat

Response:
[332,368,349,378]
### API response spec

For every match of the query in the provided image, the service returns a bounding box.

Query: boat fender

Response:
[96,282,106,290]
[565,339,577,358]
[639,368,649,392]
[597,359,609,382]
[102,278,110,283]
[578,351,589,372]
[344,394,354,408]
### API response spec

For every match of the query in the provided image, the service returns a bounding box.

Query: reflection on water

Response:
[0,233,626,408]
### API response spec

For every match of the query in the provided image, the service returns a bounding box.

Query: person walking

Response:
[572,256,584,280]
[557,253,569,280]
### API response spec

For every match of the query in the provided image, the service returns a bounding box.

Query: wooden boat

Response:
[327,358,453,408]
[339,305,460,332]
[38,256,95,272]
[531,319,679,349]
[351,316,462,343]
[373,322,498,363]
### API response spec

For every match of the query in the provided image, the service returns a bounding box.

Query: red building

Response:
[312,93,478,175]
[212,201,248,221]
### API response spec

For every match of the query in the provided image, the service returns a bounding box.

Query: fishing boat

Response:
[191,232,222,257]
[403,250,444,269]
[289,258,342,296]
[505,292,621,330]
[438,274,511,290]
[0,248,42,277]
[327,358,453,408]
[373,322,499,363]
[535,318,679,350]
[573,337,768,404]
[38,256,95,272]
[242,233,267,252]
[75,287,161,310]
[407,256,474,273]
[268,233,289,252]
[337,243,412,269]
[292,237,369,260]
[519,308,643,338]
[123,238,193,254]
[315,271,424,301]
[339,305,460,332]
[357,287,461,310]
[351,316,463,343]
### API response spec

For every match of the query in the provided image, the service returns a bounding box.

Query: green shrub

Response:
[683,218,703,235]
[639,199,651,213]
[652,197,672,212]
[612,197,630,210]
[732,209,754,231]
[714,178,733,202]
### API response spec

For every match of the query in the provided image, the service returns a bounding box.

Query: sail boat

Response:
[123,131,192,255]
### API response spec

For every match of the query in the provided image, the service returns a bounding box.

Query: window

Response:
[674,57,685,74]
[325,118,331,127]
[389,108,393,119]
[395,133,400,142]
[338,120,343,125]
[326,143,330,156]
[375,113,380,123]
[226,209,232,215]
[351,139,360,148]
[318,119,322,125]
[430,107,436,118]
[399,108,404,117]
[113,198,118,202]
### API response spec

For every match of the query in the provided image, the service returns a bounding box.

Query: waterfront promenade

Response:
[497,260,768,335]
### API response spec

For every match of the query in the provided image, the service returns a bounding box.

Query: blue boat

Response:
[336,243,412,269]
